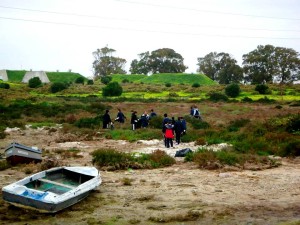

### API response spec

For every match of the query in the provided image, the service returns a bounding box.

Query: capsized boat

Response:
[5,142,42,165]
[2,166,101,213]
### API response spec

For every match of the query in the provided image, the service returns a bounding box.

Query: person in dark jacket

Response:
[174,117,184,145]
[162,113,169,147]
[131,111,138,130]
[102,109,112,129]
[140,111,149,128]
[115,108,126,124]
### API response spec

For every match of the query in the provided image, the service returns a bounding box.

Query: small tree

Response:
[255,84,269,94]
[225,83,241,98]
[75,76,85,84]
[101,76,112,85]
[50,82,68,93]
[0,83,10,89]
[87,79,94,85]
[102,82,122,97]
[28,77,42,88]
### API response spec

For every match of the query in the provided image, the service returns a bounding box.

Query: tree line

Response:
[92,45,300,85]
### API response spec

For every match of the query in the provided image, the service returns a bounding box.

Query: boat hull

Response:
[5,142,42,165]
[2,189,91,213]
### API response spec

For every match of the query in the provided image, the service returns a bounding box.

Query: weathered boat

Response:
[5,142,42,165]
[2,166,101,213]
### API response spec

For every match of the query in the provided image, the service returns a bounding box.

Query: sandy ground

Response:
[1,127,300,225]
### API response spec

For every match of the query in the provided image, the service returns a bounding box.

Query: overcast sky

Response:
[0,0,299,78]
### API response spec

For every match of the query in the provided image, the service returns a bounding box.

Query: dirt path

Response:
[1,128,300,225]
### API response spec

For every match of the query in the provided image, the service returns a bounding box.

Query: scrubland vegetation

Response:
[1,74,300,170]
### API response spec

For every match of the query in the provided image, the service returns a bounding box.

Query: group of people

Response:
[102,108,157,130]
[162,114,187,148]
[103,106,202,148]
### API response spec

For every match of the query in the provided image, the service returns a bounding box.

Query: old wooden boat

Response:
[2,166,101,213]
[5,142,42,165]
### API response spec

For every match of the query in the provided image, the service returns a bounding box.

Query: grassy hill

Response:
[5,70,86,83]
[111,73,217,85]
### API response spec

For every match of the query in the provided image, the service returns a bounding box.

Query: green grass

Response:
[6,70,27,82]
[112,73,217,85]
[46,72,87,83]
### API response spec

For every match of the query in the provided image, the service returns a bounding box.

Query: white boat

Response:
[2,166,101,213]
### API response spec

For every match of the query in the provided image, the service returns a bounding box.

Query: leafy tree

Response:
[225,83,241,98]
[50,82,68,93]
[100,76,112,85]
[75,76,85,84]
[197,52,219,80]
[92,47,127,79]
[102,82,123,97]
[255,84,269,94]
[130,48,187,74]
[197,52,243,84]
[243,45,300,84]
[28,77,42,88]
[130,52,150,74]
[87,79,94,85]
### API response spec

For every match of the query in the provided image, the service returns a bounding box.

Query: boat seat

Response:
[38,178,75,189]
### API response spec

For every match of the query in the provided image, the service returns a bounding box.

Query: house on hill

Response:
[0,70,8,81]
[22,71,50,83]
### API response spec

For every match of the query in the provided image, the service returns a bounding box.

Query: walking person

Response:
[164,120,174,148]
[131,111,138,130]
[149,109,157,119]
[102,109,112,129]
[140,111,149,128]
[162,113,169,147]
[174,117,184,145]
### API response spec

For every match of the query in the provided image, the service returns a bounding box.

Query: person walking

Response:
[102,109,112,129]
[131,111,138,130]
[140,111,149,128]
[174,117,184,145]
[149,109,157,119]
[164,120,174,148]
[162,113,169,147]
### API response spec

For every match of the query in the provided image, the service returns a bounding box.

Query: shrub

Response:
[281,140,300,157]
[192,83,200,88]
[122,78,129,83]
[286,114,300,134]
[165,83,171,87]
[208,92,228,102]
[241,97,253,102]
[74,116,101,128]
[102,82,123,97]
[0,83,10,89]
[87,79,94,85]
[0,160,10,171]
[256,96,276,103]
[28,77,42,88]
[190,120,210,129]
[225,83,241,98]
[50,82,68,93]
[255,84,269,94]
[75,76,85,84]
[227,118,250,132]
[100,76,112,85]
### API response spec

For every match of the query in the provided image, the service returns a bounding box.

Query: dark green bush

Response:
[148,116,164,129]
[87,79,94,85]
[255,84,269,94]
[75,76,85,84]
[286,114,300,133]
[102,82,123,97]
[50,82,68,93]
[74,116,101,128]
[280,139,300,157]
[256,96,276,103]
[100,76,112,85]
[28,77,42,88]
[225,83,241,98]
[192,83,200,88]
[241,97,253,102]
[0,83,10,89]
[165,83,171,87]
[208,92,228,102]
[122,78,129,83]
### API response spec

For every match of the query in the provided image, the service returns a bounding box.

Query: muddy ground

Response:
[0,127,300,225]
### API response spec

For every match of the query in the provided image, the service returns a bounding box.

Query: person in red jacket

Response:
[164,120,174,148]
